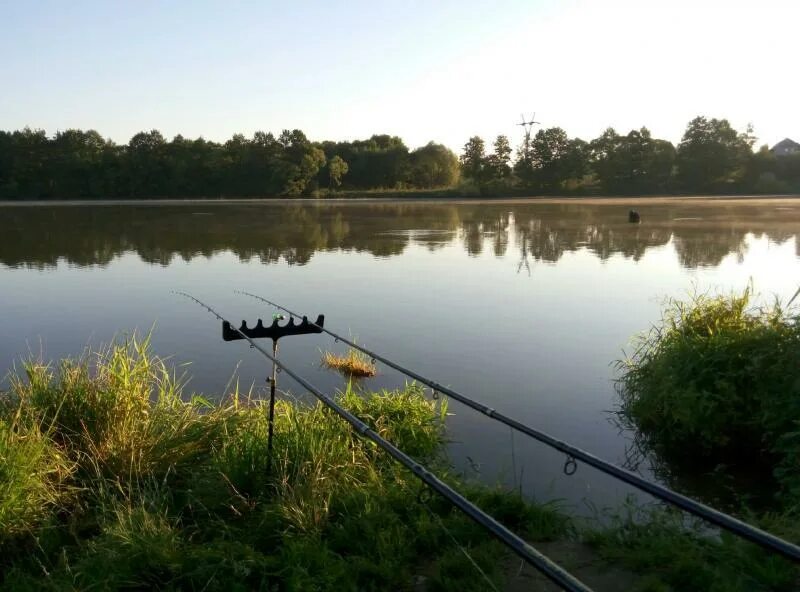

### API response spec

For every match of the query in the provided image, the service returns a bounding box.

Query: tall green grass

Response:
[585,503,800,592]
[6,333,795,590]
[0,413,72,542]
[617,287,800,504]
[0,338,569,591]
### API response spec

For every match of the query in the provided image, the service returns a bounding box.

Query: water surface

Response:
[2,198,799,510]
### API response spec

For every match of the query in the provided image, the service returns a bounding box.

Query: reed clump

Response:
[617,287,800,503]
[321,348,377,378]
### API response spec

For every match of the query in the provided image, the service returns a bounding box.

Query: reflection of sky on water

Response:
[1,200,799,512]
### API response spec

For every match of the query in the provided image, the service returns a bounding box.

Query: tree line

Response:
[0,129,459,199]
[461,117,800,195]
[0,116,798,199]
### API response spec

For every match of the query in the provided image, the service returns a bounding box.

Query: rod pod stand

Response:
[222,315,325,474]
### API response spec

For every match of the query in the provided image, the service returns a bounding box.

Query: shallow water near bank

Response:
[2,198,799,511]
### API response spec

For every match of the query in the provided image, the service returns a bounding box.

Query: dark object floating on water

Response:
[628,209,641,223]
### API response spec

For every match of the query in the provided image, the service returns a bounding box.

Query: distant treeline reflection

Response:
[1,203,798,270]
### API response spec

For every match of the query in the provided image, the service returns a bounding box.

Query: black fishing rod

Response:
[237,290,800,563]
[175,291,594,592]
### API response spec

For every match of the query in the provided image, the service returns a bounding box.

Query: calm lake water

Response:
[2,198,799,511]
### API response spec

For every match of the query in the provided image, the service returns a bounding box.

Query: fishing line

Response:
[235,289,800,563]
[175,291,595,592]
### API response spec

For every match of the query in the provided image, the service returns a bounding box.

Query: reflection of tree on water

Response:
[462,221,484,257]
[1,201,799,270]
[672,229,748,268]
[491,213,510,258]
[517,228,531,276]
[618,416,777,512]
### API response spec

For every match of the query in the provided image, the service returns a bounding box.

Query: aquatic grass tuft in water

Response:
[321,347,378,378]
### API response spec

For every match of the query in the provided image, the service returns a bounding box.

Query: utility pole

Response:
[517,112,540,166]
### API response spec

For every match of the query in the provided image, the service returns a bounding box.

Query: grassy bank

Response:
[1,338,798,590]
[0,339,574,591]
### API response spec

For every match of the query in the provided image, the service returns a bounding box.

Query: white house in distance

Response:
[771,138,800,157]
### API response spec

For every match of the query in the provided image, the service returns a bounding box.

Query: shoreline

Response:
[2,342,797,591]
[1,194,800,207]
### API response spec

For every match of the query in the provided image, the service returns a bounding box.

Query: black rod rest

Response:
[175,291,593,592]
[222,315,324,342]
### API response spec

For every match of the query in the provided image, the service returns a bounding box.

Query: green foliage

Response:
[528,127,589,192]
[585,504,799,592]
[409,141,460,188]
[486,135,512,180]
[319,134,412,191]
[8,339,229,483]
[460,116,795,196]
[617,288,800,503]
[326,154,349,189]
[459,135,487,185]
[0,128,457,199]
[0,341,571,591]
[677,116,755,192]
[745,145,800,194]
[6,335,798,590]
[590,127,675,194]
[461,135,517,192]
[0,414,72,542]
[1,115,795,199]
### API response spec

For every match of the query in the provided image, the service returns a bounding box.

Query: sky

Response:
[1,0,798,152]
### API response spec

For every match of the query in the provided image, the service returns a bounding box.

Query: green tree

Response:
[676,117,754,192]
[460,136,487,185]
[275,129,327,195]
[409,142,459,188]
[519,127,588,191]
[590,127,675,194]
[49,129,110,197]
[126,130,168,197]
[319,135,410,189]
[776,153,800,191]
[486,135,512,180]
[8,128,51,197]
[513,135,535,187]
[327,155,349,189]
[0,131,14,197]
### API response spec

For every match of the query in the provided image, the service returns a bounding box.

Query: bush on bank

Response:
[617,287,800,504]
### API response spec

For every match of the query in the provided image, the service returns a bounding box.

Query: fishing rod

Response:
[174,291,594,592]
[237,290,800,563]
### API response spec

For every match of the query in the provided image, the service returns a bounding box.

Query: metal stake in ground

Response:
[266,337,278,475]
[222,309,325,474]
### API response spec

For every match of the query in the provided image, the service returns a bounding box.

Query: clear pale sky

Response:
[1,0,797,152]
